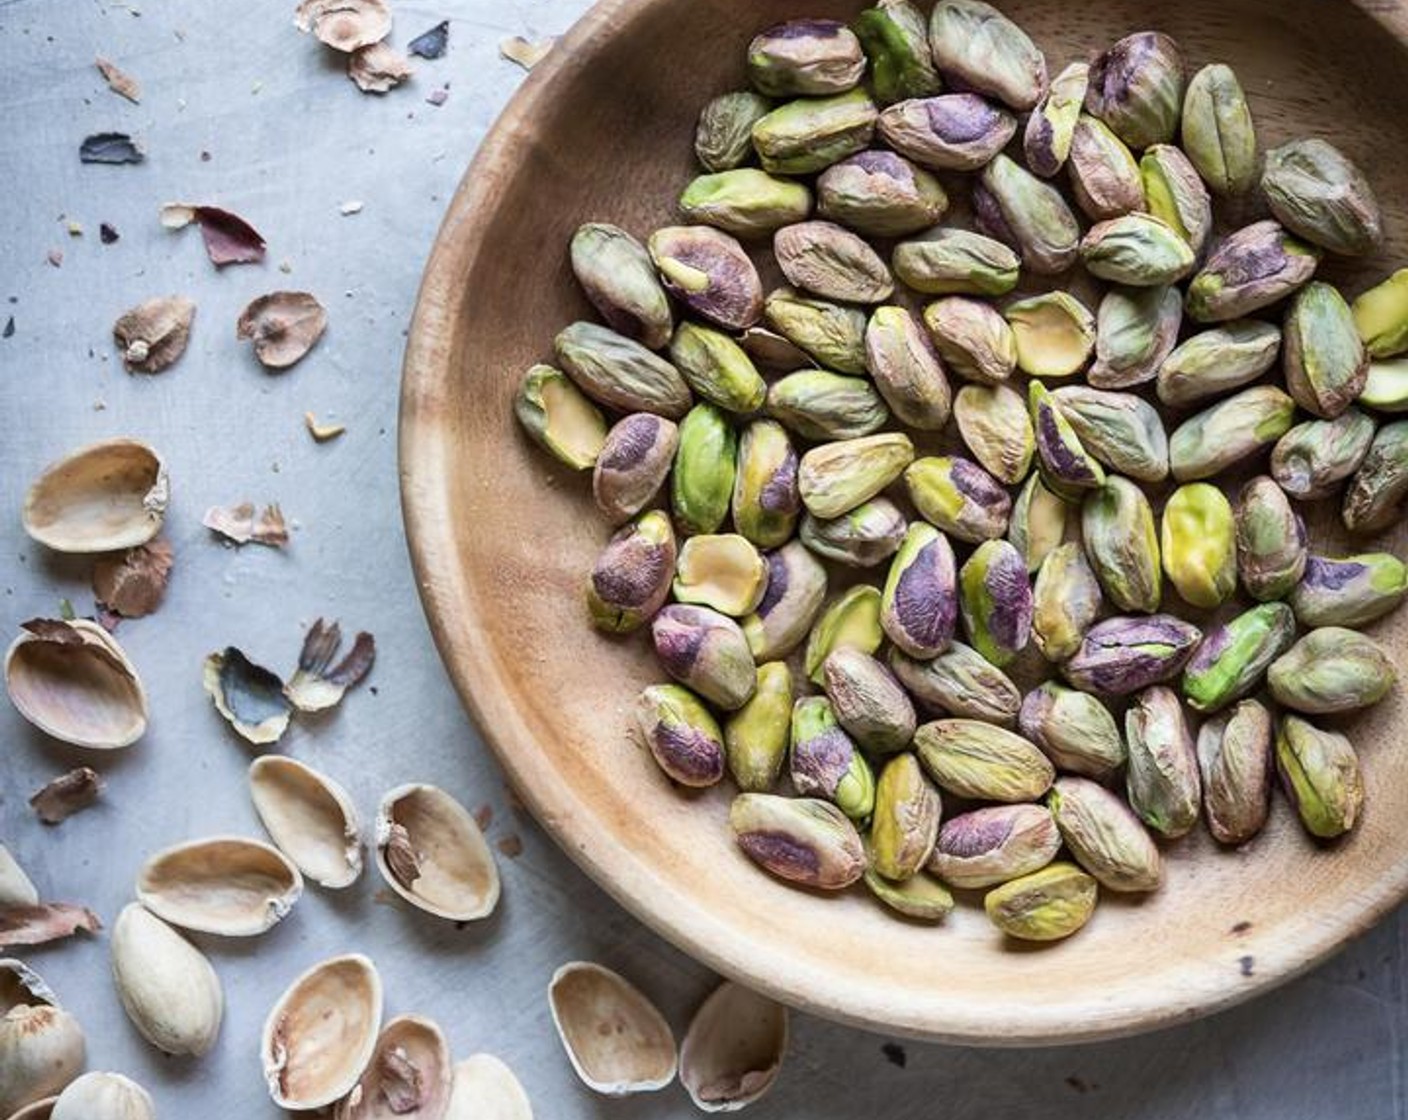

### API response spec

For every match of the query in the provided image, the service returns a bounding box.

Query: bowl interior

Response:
[401,0,1408,1043]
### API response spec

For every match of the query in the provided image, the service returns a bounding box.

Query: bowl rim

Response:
[399,0,1408,1045]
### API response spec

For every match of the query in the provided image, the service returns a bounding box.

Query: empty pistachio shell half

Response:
[1047,777,1161,892]
[335,1013,453,1120]
[587,511,677,634]
[248,755,362,889]
[569,223,673,349]
[110,903,223,1057]
[984,862,1097,942]
[729,793,866,889]
[0,985,84,1117]
[515,364,608,471]
[678,169,812,240]
[262,954,383,1111]
[1024,61,1089,176]
[751,88,878,176]
[888,640,1021,725]
[648,226,764,331]
[674,534,768,617]
[23,438,168,553]
[445,1054,532,1120]
[137,835,303,936]
[914,719,1054,802]
[0,849,38,908]
[593,415,678,525]
[652,604,757,710]
[929,804,1060,889]
[679,981,788,1113]
[742,542,828,661]
[548,962,676,1097]
[1008,472,1066,574]
[114,294,195,373]
[554,321,693,419]
[803,585,882,684]
[773,220,894,303]
[1004,292,1096,379]
[374,783,500,921]
[638,683,726,787]
[747,18,865,97]
[1352,268,1408,359]
[51,1073,154,1120]
[1197,698,1273,846]
[928,0,1046,110]
[1276,715,1363,839]
[877,93,1017,171]
[892,228,1020,298]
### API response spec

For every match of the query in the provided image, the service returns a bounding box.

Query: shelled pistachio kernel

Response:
[673,534,769,617]
[1353,268,1408,358]
[587,510,677,633]
[1004,292,1095,378]
[984,862,1097,942]
[514,364,607,470]
[1160,483,1236,609]
[803,584,883,684]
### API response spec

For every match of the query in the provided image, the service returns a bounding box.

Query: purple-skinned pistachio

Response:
[729,792,866,889]
[877,94,1017,172]
[864,305,952,431]
[816,151,948,237]
[1124,685,1200,839]
[1186,220,1320,323]
[905,455,1011,543]
[593,413,679,524]
[1049,386,1168,483]
[973,154,1081,275]
[648,225,763,331]
[1068,114,1145,221]
[1271,408,1375,500]
[569,223,673,349]
[958,539,1032,667]
[1030,381,1105,494]
[927,0,1047,111]
[1047,777,1162,892]
[888,641,1021,725]
[789,695,875,819]
[773,220,895,304]
[1031,542,1102,664]
[1024,62,1089,177]
[737,325,810,372]
[1061,614,1202,696]
[1020,682,1124,779]
[1182,602,1295,713]
[853,0,942,106]
[554,322,693,420]
[746,19,866,98]
[732,419,800,550]
[869,753,942,881]
[636,683,725,787]
[741,541,828,661]
[1085,32,1185,150]
[586,510,677,634]
[929,804,1059,889]
[880,522,957,659]
[822,647,917,754]
[1235,475,1308,602]
[1197,698,1273,846]
[800,497,907,569]
[1275,716,1363,840]
[1289,553,1408,628]
[650,603,757,711]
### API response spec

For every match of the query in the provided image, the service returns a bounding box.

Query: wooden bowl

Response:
[401,0,1408,1043]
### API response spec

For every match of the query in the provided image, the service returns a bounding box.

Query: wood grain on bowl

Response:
[401,0,1408,1043]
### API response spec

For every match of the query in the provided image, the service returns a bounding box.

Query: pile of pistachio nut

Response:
[513,0,1408,942]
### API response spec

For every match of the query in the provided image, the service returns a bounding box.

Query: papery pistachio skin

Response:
[1357,359,1408,411]
[870,753,942,880]
[1008,472,1066,573]
[852,0,942,105]
[1125,685,1201,839]
[729,793,866,889]
[877,94,1017,172]
[767,370,888,442]
[922,296,1018,384]
[1197,698,1273,845]
[1020,682,1125,779]
[695,90,774,172]
[1024,62,1090,177]
[554,323,693,420]
[1079,213,1195,287]
[1062,614,1202,696]
[1082,475,1161,613]
[817,151,947,237]
[801,498,907,569]
[798,433,914,519]
[1344,420,1408,534]
[648,226,764,331]
[587,511,677,634]
[1168,386,1296,482]
[927,0,1046,111]
[905,455,1011,543]
[1140,143,1212,258]
[803,584,884,684]
[678,169,813,240]
[1181,63,1257,196]
[1282,282,1369,419]
[1031,542,1102,663]
[748,19,864,98]
[1085,31,1185,150]
[881,522,958,658]
[733,420,800,549]
[889,641,1021,725]
[959,540,1033,667]
[725,661,793,792]
[1271,409,1375,501]
[984,862,1097,942]
[1275,716,1364,840]
[954,383,1035,484]
[1047,777,1162,892]
[1185,221,1320,323]
[929,804,1060,889]
[1182,602,1296,713]
[773,220,895,304]
[671,403,737,537]
[823,647,918,754]
[914,719,1055,802]
[1157,320,1282,408]
[594,414,679,524]
[1290,553,1408,628]
[893,228,1020,298]
[515,364,608,471]
[863,867,955,919]
[974,154,1082,275]
[1090,284,1182,389]
[1050,386,1168,482]
[650,604,757,711]
[669,321,767,414]
[751,89,879,175]
[636,684,726,787]
[743,542,829,661]
[1235,476,1308,602]
[1068,113,1145,221]
[1030,380,1105,493]
[1005,292,1096,380]
[570,224,674,349]
[1262,138,1383,257]
[673,533,769,617]
[1160,482,1236,610]
[864,305,952,430]
[789,696,876,819]
[763,287,868,374]
[1353,269,1408,359]
[1267,627,1396,715]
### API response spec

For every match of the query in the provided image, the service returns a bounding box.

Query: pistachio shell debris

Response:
[374,783,500,921]
[203,647,293,745]
[335,1013,453,1120]
[23,439,168,553]
[236,291,328,369]
[136,835,304,936]
[294,0,392,52]
[0,967,85,1117]
[249,756,363,889]
[679,981,787,1112]
[548,962,676,1096]
[113,295,195,373]
[446,1055,533,1120]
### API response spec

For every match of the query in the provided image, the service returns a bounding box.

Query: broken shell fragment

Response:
[335,1013,453,1120]
[7,619,147,749]
[51,1073,154,1120]
[0,905,101,949]
[136,835,303,936]
[110,903,223,1057]
[0,848,39,908]
[446,1055,532,1120]
[30,768,103,825]
[284,619,375,712]
[203,501,289,546]
[679,981,788,1113]
[294,0,391,51]
[92,538,173,618]
[113,296,194,373]
[548,962,676,1097]
[347,41,413,92]
[236,291,328,369]
[203,647,293,745]
[249,755,363,889]
[374,783,500,921]
[0,994,85,1117]
[262,954,383,1111]
[23,438,167,553]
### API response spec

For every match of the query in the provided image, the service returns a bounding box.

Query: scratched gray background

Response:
[1,1,1405,1117]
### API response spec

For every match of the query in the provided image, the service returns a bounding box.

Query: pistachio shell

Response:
[51,1073,154,1120]
[1004,292,1095,379]
[679,982,787,1113]
[549,963,676,1097]
[335,1014,453,1120]
[110,903,223,1056]
[373,784,499,921]
[248,756,363,889]
[23,438,168,553]
[0,998,84,1117]
[137,835,303,936]
[445,1055,532,1120]
[0,848,39,908]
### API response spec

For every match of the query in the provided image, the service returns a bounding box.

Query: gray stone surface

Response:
[2,2,1406,1117]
